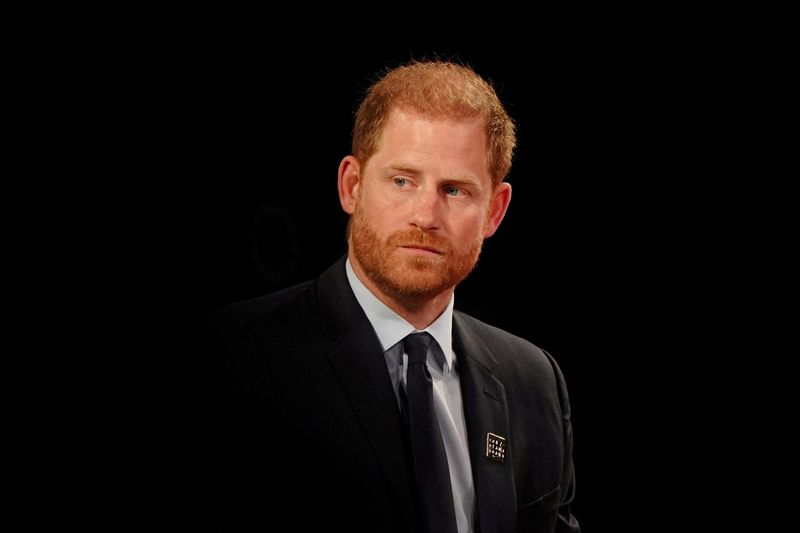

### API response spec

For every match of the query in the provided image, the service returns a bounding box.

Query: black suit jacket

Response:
[206,257,579,532]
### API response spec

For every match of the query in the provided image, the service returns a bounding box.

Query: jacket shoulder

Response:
[454,310,548,361]
[206,279,318,345]
[453,310,568,389]
[214,280,314,320]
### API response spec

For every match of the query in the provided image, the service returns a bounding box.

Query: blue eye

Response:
[444,186,461,196]
[393,177,409,187]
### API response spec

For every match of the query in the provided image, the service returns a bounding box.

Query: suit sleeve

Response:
[206,307,279,429]
[544,349,581,532]
[202,308,293,526]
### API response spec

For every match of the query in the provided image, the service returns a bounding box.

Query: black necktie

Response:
[403,332,458,533]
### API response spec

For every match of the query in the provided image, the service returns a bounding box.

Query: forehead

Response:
[381,106,486,136]
[371,108,489,173]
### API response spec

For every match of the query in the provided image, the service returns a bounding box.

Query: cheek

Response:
[453,212,488,241]
[359,185,395,214]
[358,202,394,236]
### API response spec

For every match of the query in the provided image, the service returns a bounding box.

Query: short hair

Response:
[352,60,516,188]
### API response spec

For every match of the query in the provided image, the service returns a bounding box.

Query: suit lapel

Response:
[454,313,517,533]
[317,258,416,529]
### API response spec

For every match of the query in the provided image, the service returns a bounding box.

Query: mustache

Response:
[387,229,450,254]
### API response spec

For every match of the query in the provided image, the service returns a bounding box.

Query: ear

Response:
[338,155,362,215]
[483,182,512,238]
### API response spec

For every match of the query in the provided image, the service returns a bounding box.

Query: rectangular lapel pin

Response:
[485,432,507,463]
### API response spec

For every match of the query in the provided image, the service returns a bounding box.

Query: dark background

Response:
[61,28,781,531]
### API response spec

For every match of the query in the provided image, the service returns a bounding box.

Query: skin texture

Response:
[338,107,512,329]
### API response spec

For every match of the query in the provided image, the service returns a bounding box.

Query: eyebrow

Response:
[386,163,482,186]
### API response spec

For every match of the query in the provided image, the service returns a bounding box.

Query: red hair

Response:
[352,60,516,187]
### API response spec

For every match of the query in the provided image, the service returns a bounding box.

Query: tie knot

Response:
[404,332,433,365]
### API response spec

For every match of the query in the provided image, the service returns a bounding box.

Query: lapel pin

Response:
[485,432,507,463]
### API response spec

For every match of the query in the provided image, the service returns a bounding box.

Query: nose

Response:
[410,186,441,231]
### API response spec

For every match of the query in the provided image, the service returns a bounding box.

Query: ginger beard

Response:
[348,200,485,301]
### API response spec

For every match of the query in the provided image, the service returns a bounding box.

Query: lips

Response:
[400,244,444,254]
[388,230,450,256]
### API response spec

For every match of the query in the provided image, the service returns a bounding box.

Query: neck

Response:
[349,255,453,330]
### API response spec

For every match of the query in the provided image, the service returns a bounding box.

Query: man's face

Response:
[347,108,501,301]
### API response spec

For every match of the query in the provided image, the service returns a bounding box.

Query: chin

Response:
[379,260,460,300]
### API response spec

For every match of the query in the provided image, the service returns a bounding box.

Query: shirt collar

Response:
[346,257,454,371]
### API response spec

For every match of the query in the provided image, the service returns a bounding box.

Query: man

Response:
[209,60,579,532]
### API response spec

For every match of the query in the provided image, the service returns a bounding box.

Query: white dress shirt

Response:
[346,258,475,533]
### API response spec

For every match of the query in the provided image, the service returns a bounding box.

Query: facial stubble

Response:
[348,202,484,301]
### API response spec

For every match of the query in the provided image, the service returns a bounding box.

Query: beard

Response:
[348,203,484,301]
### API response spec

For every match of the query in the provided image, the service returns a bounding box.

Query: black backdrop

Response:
[64,31,780,531]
